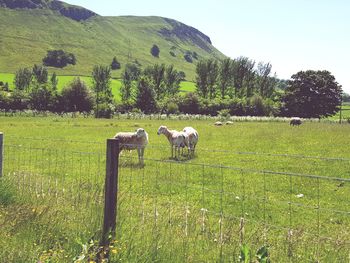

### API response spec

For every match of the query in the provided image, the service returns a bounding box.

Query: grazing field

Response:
[0,116,349,262]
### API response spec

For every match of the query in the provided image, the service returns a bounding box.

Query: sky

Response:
[66,0,350,93]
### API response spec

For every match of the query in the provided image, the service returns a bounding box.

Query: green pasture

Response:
[0,73,196,102]
[0,117,349,262]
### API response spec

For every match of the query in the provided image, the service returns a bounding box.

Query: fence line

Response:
[6,136,350,163]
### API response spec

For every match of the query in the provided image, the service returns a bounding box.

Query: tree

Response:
[14,67,32,91]
[281,70,342,118]
[256,62,273,98]
[111,57,121,70]
[195,60,209,98]
[92,65,112,117]
[164,65,181,96]
[135,77,157,113]
[207,59,218,99]
[218,58,233,99]
[232,56,255,97]
[29,86,54,111]
[61,78,94,113]
[32,64,48,84]
[120,70,133,101]
[150,44,160,57]
[50,72,58,91]
[143,64,166,100]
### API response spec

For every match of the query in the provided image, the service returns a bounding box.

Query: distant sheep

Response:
[157,125,186,159]
[114,128,149,165]
[225,121,234,125]
[290,117,302,126]
[215,121,223,126]
[183,127,199,157]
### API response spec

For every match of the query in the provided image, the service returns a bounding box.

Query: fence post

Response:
[100,138,120,251]
[0,132,3,178]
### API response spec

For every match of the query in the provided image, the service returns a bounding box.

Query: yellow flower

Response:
[111,249,118,254]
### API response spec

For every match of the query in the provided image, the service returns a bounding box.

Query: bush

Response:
[0,91,10,110]
[184,53,193,63]
[115,100,135,114]
[135,77,158,114]
[111,57,121,70]
[43,50,76,68]
[95,103,114,118]
[8,90,29,111]
[151,44,160,57]
[178,92,200,114]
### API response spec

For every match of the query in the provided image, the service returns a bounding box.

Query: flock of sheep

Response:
[113,117,301,166]
[114,126,199,165]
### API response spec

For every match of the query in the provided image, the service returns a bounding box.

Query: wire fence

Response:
[1,136,350,262]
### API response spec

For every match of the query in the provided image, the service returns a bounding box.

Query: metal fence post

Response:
[100,138,120,250]
[0,132,3,178]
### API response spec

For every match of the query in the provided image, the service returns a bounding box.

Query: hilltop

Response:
[0,0,225,80]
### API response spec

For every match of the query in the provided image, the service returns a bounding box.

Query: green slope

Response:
[0,4,225,81]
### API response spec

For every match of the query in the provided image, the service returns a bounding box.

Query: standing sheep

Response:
[157,125,186,159]
[183,126,199,157]
[114,128,149,165]
[290,117,302,126]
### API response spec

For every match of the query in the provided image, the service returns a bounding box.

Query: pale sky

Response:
[66,0,350,93]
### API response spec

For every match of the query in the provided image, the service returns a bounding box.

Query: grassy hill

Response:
[0,1,226,81]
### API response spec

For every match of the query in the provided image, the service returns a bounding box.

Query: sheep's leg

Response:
[140,147,145,165]
[137,148,142,164]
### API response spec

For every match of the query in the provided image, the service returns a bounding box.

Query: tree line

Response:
[0,57,343,118]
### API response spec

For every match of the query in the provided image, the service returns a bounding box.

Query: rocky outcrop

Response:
[0,0,97,21]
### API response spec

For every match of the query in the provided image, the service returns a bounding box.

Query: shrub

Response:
[111,57,121,70]
[184,53,193,63]
[29,85,55,111]
[178,92,200,114]
[8,90,29,110]
[95,103,114,118]
[135,77,158,114]
[43,50,76,68]
[151,44,160,57]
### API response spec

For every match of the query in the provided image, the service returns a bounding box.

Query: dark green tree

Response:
[92,65,112,117]
[232,57,255,97]
[120,70,133,101]
[50,72,59,91]
[32,64,48,84]
[111,57,121,70]
[135,77,157,113]
[61,78,94,113]
[164,65,181,96]
[151,44,160,57]
[195,60,209,98]
[14,67,32,91]
[143,64,166,100]
[29,86,54,111]
[218,58,233,99]
[281,70,342,118]
[207,59,218,99]
[43,50,76,68]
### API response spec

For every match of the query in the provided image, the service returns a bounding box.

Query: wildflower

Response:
[111,249,118,254]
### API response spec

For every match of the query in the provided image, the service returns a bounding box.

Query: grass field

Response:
[0,116,349,262]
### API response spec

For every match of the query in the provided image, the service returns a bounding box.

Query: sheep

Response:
[290,117,302,126]
[157,125,186,159]
[215,121,223,126]
[183,127,199,157]
[225,121,234,125]
[114,128,149,165]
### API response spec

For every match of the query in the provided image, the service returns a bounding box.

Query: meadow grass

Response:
[0,116,349,262]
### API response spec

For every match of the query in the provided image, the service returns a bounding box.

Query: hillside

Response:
[0,0,226,81]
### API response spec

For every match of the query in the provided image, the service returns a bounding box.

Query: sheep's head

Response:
[157,126,167,135]
[136,128,146,138]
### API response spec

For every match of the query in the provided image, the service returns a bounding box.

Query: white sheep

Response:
[290,117,302,126]
[225,121,234,125]
[114,128,149,165]
[183,126,199,157]
[157,125,186,159]
[214,121,223,126]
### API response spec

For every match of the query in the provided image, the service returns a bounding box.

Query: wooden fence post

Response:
[100,138,120,251]
[0,132,3,178]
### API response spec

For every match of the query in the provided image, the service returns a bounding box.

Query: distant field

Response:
[328,105,350,121]
[0,73,196,101]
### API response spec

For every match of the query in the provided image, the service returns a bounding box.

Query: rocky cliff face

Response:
[159,18,212,52]
[0,0,97,21]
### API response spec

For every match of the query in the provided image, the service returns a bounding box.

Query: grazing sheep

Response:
[114,128,149,165]
[225,121,234,125]
[157,125,186,159]
[183,127,199,157]
[215,121,223,126]
[290,117,302,126]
